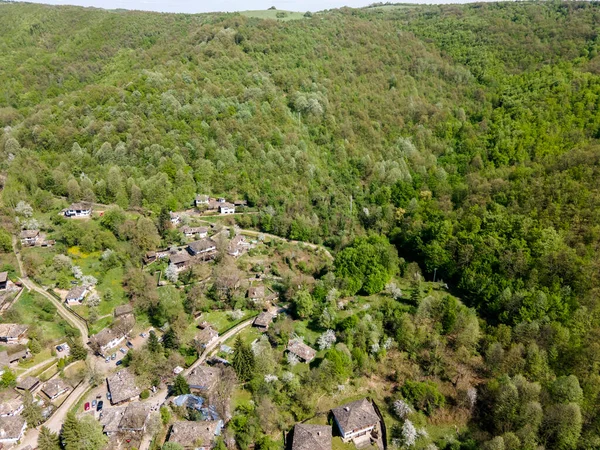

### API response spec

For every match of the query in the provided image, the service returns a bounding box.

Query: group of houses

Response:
[195,195,246,215]
[290,398,382,449]
[89,309,135,357]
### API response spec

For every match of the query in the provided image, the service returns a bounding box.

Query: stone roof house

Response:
[331,398,379,442]
[195,326,218,350]
[219,203,235,215]
[292,424,332,450]
[287,339,316,363]
[195,195,210,207]
[253,312,274,331]
[16,377,39,393]
[119,403,151,432]
[65,203,92,217]
[0,271,7,290]
[0,324,28,344]
[91,315,134,357]
[181,226,208,238]
[0,395,23,417]
[186,365,220,393]
[107,369,141,405]
[247,286,265,301]
[166,420,222,450]
[187,239,217,256]
[19,230,39,246]
[41,378,71,400]
[65,286,88,305]
[0,416,27,445]
[227,234,246,257]
[114,304,134,318]
[169,251,191,269]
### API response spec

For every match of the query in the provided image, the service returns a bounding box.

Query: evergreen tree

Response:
[60,412,81,450]
[232,335,255,382]
[38,426,60,450]
[22,391,43,427]
[172,374,190,396]
[410,273,422,305]
[148,330,161,353]
[158,206,171,237]
[61,412,107,450]
[162,328,179,350]
[69,341,88,361]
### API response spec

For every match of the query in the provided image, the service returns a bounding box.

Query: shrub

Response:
[400,380,445,416]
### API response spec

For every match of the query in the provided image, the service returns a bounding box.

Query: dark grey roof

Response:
[287,339,316,362]
[331,398,379,434]
[292,424,332,450]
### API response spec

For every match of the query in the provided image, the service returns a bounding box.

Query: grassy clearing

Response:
[10,290,72,341]
[239,10,306,21]
[200,310,254,334]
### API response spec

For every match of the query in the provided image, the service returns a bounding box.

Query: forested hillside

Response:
[2,1,600,448]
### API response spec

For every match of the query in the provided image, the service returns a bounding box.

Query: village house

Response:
[0,324,28,344]
[41,378,71,400]
[181,226,209,239]
[107,369,141,405]
[41,239,55,247]
[291,424,332,450]
[219,202,235,215]
[0,351,9,375]
[16,377,40,394]
[195,326,219,350]
[100,402,151,436]
[170,212,181,225]
[166,420,222,450]
[114,304,134,318]
[331,398,380,443]
[5,349,31,365]
[0,416,27,445]
[187,238,217,257]
[169,251,192,270]
[186,365,220,394]
[195,195,210,207]
[0,394,23,418]
[227,234,246,257]
[19,230,39,247]
[91,315,135,357]
[65,202,92,218]
[0,272,8,290]
[253,312,274,331]
[287,339,316,364]
[234,199,248,207]
[247,286,266,302]
[65,285,88,305]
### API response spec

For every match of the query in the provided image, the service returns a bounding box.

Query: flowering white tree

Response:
[281,371,294,383]
[81,275,98,287]
[467,387,477,409]
[228,309,244,321]
[286,352,299,367]
[371,342,380,355]
[72,266,83,279]
[23,218,40,230]
[53,254,72,270]
[393,399,413,419]
[15,201,33,217]
[318,329,337,350]
[264,374,278,383]
[326,288,339,304]
[86,293,101,308]
[252,335,270,356]
[101,249,114,260]
[383,337,393,350]
[165,263,178,283]
[402,420,417,447]
[385,282,403,300]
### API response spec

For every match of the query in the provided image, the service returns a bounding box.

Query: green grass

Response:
[239,10,307,21]
[200,310,254,334]
[10,290,72,341]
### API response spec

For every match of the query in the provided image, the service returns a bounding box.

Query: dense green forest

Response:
[2,1,600,448]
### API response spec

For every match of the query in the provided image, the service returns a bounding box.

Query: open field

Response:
[239,10,307,21]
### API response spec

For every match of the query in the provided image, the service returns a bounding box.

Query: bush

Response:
[140,389,150,400]
[400,380,445,416]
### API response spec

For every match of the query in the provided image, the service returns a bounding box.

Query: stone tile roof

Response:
[65,286,87,301]
[16,377,39,392]
[331,399,379,434]
[287,339,316,362]
[292,424,332,450]
[114,304,134,317]
[100,406,126,434]
[248,286,265,299]
[0,351,9,368]
[195,326,218,346]
[253,312,273,328]
[107,369,141,404]
[119,402,151,431]
[188,239,216,254]
[186,365,219,392]
[19,230,39,239]
[41,378,70,399]
[0,395,23,416]
[0,415,26,440]
[0,272,7,283]
[167,420,221,449]
[169,251,191,265]
[68,202,92,211]
[0,324,28,339]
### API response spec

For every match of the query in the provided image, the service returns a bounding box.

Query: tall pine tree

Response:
[38,426,60,450]
[172,374,190,396]
[232,335,255,382]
